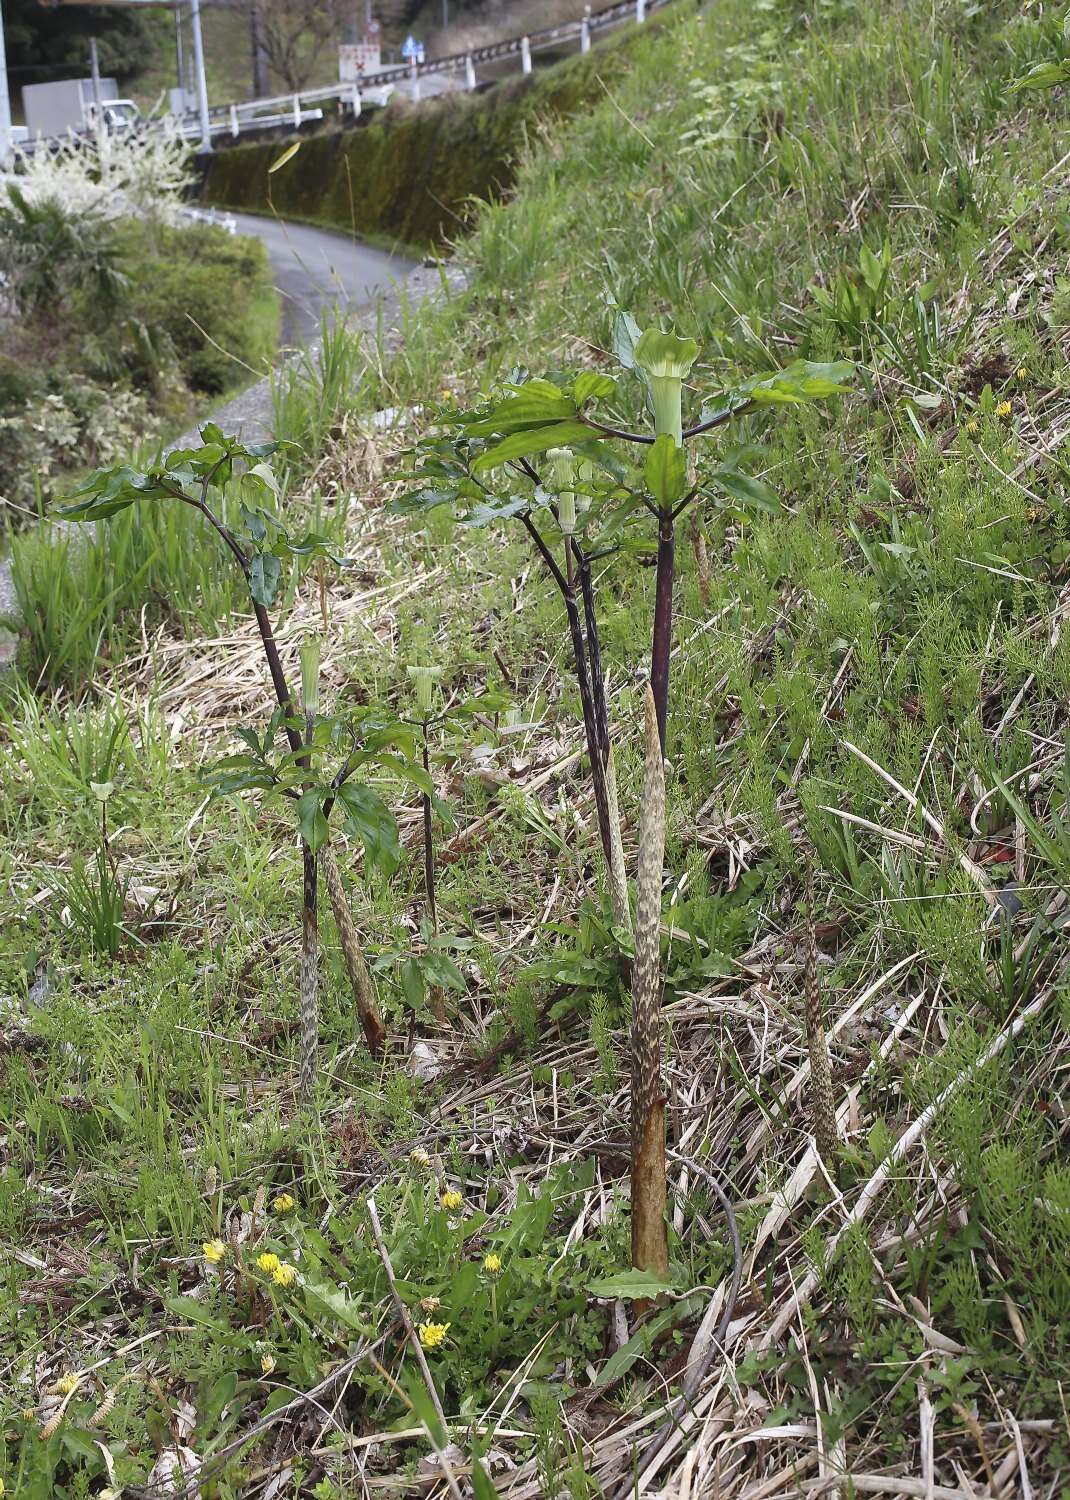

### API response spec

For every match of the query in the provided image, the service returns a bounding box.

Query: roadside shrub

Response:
[118,221,277,394]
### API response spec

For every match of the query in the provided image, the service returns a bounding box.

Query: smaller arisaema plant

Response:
[60,426,398,1077]
[203,688,432,1077]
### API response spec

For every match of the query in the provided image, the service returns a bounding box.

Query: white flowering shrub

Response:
[12,121,192,226]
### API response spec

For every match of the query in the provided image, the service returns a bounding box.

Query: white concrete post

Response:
[352,81,362,117]
[230,103,239,136]
[580,9,591,52]
[521,34,532,74]
[292,93,301,127]
[465,52,476,90]
[190,0,213,152]
[410,56,420,101]
[637,0,646,20]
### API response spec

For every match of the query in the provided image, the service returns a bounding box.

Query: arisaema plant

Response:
[396,322,853,1275]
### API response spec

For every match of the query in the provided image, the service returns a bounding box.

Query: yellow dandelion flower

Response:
[418,1320,451,1350]
[440,1189,463,1211]
[202,1239,226,1265]
[256,1252,280,1273]
[996,399,1013,419]
[0,1478,7,1495]
[1016,366,1027,380]
[272,1193,295,1214]
[260,1353,276,1375]
[965,418,979,434]
[21,1407,36,1422]
[53,1373,81,1396]
[483,1253,502,1274]
[409,1147,431,1167]
[272,1262,298,1287]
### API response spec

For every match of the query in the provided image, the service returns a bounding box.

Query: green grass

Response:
[3,0,1070,1493]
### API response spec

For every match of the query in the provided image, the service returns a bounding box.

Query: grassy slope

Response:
[3,0,1070,1495]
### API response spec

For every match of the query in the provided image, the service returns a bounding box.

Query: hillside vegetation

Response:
[3,0,1070,1496]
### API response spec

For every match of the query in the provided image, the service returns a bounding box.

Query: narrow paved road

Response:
[230,210,418,345]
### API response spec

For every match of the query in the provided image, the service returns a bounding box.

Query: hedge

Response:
[199,17,667,251]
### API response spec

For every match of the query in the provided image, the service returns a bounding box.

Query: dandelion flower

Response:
[483,1253,502,1275]
[272,1193,295,1214]
[260,1353,276,1375]
[965,418,979,434]
[418,1321,451,1350]
[257,1252,281,1273]
[272,1262,298,1288]
[409,1147,431,1167]
[440,1189,463,1212]
[1016,366,1027,380]
[203,1239,226,1265]
[20,1408,35,1422]
[53,1373,81,1396]
[996,399,1013,419]
[0,1478,7,1495]
[420,1295,441,1313]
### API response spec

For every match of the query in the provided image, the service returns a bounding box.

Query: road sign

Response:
[338,41,381,80]
[401,34,425,62]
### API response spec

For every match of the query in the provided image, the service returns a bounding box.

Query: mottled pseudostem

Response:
[320,842,386,1057]
[630,684,668,1280]
[298,846,319,1101]
[689,515,712,609]
[805,861,838,1169]
[605,746,632,938]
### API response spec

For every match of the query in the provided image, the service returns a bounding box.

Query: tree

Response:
[237,0,339,93]
[7,0,162,101]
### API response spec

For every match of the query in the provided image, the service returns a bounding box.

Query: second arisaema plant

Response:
[397,324,852,1274]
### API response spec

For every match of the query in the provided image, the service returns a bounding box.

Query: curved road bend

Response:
[229,210,419,346]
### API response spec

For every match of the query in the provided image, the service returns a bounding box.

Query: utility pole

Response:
[175,6,185,99]
[189,0,212,152]
[0,0,12,167]
[89,37,103,114]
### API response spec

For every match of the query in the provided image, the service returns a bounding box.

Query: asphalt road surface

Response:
[229,210,418,344]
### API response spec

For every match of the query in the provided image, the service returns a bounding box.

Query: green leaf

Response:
[296,788,330,854]
[270,140,301,172]
[399,957,426,1009]
[163,1294,233,1332]
[1011,60,1070,92]
[587,1269,678,1299]
[465,389,579,436]
[710,466,780,512]
[574,372,617,406]
[335,783,401,874]
[612,308,643,370]
[249,552,283,606]
[472,421,598,474]
[740,360,854,405]
[644,434,688,508]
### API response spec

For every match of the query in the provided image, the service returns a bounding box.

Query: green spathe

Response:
[634,328,700,449]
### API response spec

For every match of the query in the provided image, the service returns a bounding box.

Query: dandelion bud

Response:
[299,634,321,717]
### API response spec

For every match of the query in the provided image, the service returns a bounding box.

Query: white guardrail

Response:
[171,0,667,143]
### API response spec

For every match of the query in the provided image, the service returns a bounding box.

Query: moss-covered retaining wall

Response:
[199,18,667,251]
